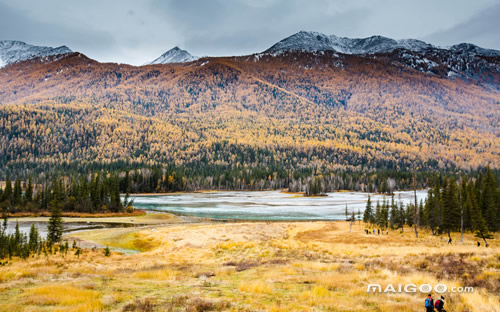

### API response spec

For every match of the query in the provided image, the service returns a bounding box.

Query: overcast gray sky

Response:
[1,0,499,65]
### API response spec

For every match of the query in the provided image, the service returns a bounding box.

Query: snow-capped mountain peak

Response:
[264,31,500,57]
[265,31,341,54]
[0,40,72,68]
[265,31,430,55]
[263,31,500,84]
[148,47,198,64]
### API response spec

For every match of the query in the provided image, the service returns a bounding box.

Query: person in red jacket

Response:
[434,296,446,312]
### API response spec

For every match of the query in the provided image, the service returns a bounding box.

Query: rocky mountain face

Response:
[0,40,72,68]
[265,31,433,55]
[265,31,500,56]
[263,31,500,87]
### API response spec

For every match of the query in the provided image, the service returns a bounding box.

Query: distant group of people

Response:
[365,229,388,235]
[447,237,489,247]
[477,241,489,247]
[425,294,446,312]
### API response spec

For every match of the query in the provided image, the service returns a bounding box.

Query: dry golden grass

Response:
[0,221,498,311]
[15,211,178,225]
[238,280,274,294]
[7,210,146,218]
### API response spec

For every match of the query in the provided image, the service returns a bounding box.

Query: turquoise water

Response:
[130,190,428,221]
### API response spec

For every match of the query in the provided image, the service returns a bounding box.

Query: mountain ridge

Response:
[2,31,500,68]
[264,30,500,56]
[0,40,72,68]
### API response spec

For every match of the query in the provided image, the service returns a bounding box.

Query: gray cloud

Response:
[1,0,499,65]
[424,2,500,49]
[150,0,371,56]
[0,1,118,60]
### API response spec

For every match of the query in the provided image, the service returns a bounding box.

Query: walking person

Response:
[434,296,446,312]
[424,294,434,312]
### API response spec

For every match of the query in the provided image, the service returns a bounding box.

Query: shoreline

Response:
[126,188,429,197]
[6,211,181,225]
[5,209,147,218]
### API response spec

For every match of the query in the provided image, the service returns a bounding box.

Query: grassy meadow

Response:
[0,219,499,312]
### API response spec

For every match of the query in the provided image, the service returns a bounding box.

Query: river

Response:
[130,190,428,221]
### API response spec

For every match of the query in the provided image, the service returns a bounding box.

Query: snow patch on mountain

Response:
[265,31,500,57]
[0,40,72,68]
[265,31,423,54]
[148,47,198,64]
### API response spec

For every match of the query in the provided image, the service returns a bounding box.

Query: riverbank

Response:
[7,211,181,225]
[125,188,430,198]
[5,209,147,218]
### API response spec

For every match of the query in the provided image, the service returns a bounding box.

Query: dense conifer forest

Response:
[362,167,499,242]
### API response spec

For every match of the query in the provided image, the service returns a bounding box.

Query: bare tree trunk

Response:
[460,203,464,243]
[413,174,418,238]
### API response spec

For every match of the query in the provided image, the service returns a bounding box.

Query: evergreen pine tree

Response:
[459,177,467,242]
[2,176,12,203]
[389,194,397,229]
[418,200,424,227]
[47,203,64,244]
[24,176,33,203]
[441,178,460,240]
[470,188,493,245]
[363,195,373,224]
[350,210,356,232]
[14,221,21,246]
[375,201,381,227]
[424,190,436,234]
[380,198,389,229]
[28,224,39,252]
[406,204,414,227]
[481,167,498,232]
[13,178,22,206]
[398,200,405,231]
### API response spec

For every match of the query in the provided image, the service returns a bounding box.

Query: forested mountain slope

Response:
[0,46,499,190]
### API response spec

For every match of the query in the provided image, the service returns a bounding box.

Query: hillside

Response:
[0,37,499,190]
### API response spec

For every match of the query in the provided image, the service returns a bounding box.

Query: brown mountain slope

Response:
[0,51,499,173]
